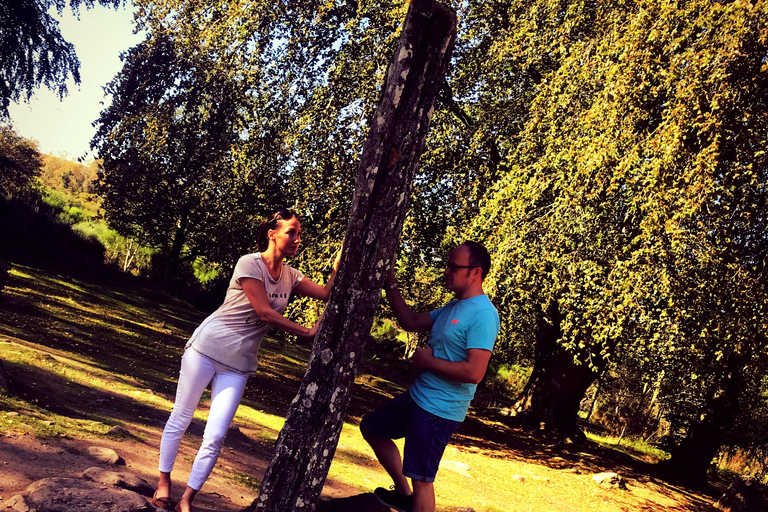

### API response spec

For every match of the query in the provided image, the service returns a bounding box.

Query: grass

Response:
[229,471,261,492]
[585,432,671,464]
[0,260,724,512]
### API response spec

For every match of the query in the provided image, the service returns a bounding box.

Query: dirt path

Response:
[0,413,357,511]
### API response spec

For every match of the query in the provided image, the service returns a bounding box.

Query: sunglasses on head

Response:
[267,209,295,227]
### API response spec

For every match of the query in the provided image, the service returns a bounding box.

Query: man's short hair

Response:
[462,240,491,279]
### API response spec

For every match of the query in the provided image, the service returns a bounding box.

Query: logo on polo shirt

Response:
[452,319,459,324]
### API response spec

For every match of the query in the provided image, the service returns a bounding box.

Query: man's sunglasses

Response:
[445,262,479,272]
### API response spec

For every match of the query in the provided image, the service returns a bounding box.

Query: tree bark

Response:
[161,211,189,287]
[511,307,598,437]
[246,2,457,512]
[658,371,741,485]
[0,359,15,395]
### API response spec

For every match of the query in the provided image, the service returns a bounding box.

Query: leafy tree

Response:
[0,0,123,118]
[0,125,43,196]
[92,34,282,285]
[472,0,768,480]
[127,0,768,484]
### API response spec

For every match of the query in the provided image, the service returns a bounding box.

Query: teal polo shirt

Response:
[409,294,500,421]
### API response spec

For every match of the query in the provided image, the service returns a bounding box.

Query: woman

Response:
[152,209,339,512]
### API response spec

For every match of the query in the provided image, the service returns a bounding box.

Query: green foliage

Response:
[191,258,221,286]
[585,431,670,464]
[480,363,531,405]
[92,33,283,285]
[469,0,768,462]
[0,0,123,118]
[41,188,94,225]
[0,125,43,196]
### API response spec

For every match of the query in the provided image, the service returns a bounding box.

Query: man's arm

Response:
[384,283,434,332]
[383,258,433,332]
[412,347,492,384]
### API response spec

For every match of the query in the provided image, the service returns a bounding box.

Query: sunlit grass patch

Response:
[586,431,670,463]
[0,391,112,439]
[232,404,283,444]
[229,471,261,492]
[327,422,403,494]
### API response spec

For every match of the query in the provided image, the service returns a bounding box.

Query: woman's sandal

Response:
[152,490,175,510]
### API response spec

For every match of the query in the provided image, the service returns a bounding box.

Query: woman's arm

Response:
[241,278,319,337]
[293,249,341,302]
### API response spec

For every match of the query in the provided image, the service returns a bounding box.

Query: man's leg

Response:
[361,422,411,495]
[401,400,462,512]
[412,479,435,512]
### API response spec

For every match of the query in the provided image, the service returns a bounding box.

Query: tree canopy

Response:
[0,0,123,118]
[94,0,768,482]
[471,0,768,477]
[91,34,285,284]
[0,125,43,196]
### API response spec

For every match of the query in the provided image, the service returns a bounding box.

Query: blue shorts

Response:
[360,390,462,482]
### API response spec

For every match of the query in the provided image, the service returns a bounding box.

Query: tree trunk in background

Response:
[161,211,188,287]
[246,2,457,511]
[658,371,741,485]
[0,359,14,395]
[512,307,598,438]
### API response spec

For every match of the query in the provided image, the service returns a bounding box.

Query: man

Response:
[361,241,500,512]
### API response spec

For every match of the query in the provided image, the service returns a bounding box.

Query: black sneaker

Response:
[374,487,413,512]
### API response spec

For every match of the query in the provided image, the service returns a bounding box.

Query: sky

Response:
[8,4,145,161]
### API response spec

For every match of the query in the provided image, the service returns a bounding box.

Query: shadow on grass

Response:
[0,244,723,512]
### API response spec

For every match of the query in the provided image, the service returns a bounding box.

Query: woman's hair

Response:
[256,209,298,252]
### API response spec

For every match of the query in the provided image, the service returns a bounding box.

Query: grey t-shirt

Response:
[186,253,304,373]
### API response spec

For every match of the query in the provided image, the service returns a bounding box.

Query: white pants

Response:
[159,349,248,490]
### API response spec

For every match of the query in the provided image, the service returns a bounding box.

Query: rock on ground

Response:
[9,477,152,512]
[88,446,126,465]
[592,472,627,490]
[82,467,154,496]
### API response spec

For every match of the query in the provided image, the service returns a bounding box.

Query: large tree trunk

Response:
[246,2,457,512]
[658,371,741,486]
[512,307,598,438]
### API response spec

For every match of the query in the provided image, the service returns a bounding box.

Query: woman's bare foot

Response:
[174,497,192,512]
[174,486,197,512]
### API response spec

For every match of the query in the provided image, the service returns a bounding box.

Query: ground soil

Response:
[0,394,724,512]
[0,386,361,512]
